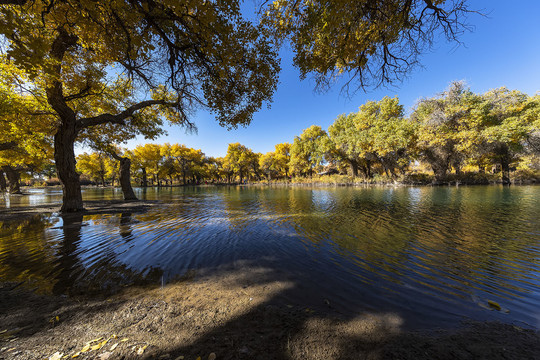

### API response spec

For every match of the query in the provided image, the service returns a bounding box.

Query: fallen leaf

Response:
[488,300,502,311]
[49,352,63,360]
[174,356,184,360]
[55,316,59,322]
[120,338,129,342]
[208,352,216,360]
[92,339,109,351]
[110,343,118,351]
[71,352,80,358]
[196,357,201,360]
[137,345,148,355]
[81,344,90,352]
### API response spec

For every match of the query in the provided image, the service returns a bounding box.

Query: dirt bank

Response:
[1,268,539,360]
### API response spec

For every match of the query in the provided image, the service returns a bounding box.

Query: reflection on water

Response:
[1,186,539,330]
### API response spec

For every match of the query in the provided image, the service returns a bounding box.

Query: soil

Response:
[1,268,539,360]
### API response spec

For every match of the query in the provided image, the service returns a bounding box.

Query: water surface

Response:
[1,185,539,330]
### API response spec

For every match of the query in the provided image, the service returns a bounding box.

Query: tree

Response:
[274,142,291,178]
[260,152,277,180]
[0,59,55,193]
[224,143,251,183]
[132,144,162,186]
[412,82,480,182]
[329,96,413,179]
[290,125,329,176]
[328,113,363,177]
[473,88,539,184]
[0,0,280,212]
[264,0,474,90]
[76,151,118,186]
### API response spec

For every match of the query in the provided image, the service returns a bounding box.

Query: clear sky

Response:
[122,0,540,158]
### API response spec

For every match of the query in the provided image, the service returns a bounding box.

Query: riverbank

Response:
[1,268,539,360]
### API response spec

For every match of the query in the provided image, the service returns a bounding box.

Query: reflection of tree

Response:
[52,213,84,294]
[0,214,58,293]
[410,187,540,299]
[119,212,133,239]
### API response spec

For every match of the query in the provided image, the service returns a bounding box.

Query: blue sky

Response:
[124,0,540,158]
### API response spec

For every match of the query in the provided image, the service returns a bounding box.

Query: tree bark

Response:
[349,160,359,177]
[2,166,22,194]
[0,170,6,192]
[54,123,83,212]
[119,157,138,200]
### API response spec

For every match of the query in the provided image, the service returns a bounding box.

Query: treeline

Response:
[72,82,540,187]
[1,82,539,193]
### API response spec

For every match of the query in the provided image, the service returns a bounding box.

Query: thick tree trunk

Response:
[119,157,138,200]
[47,29,83,213]
[349,160,359,177]
[0,170,6,192]
[2,166,22,194]
[55,124,83,212]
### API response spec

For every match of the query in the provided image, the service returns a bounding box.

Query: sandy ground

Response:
[1,268,539,360]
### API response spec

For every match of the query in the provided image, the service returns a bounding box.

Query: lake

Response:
[1,185,539,330]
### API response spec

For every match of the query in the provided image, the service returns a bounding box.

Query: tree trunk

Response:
[501,157,511,185]
[142,167,148,187]
[2,166,22,194]
[119,157,138,200]
[349,160,359,177]
[0,170,6,192]
[55,123,83,212]
[365,160,372,179]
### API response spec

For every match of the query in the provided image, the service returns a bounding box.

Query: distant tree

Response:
[224,143,252,183]
[76,152,116,186]
[132,144,163,187]
[290,125,330,176]
[274,142,292,178]
[474,88,539,184]
[412,82,480,182]
[260,152,277,180]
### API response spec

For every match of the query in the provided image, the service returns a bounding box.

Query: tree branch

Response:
[77,99,179,130]
[0,141,17,151]
[0,0,28,4]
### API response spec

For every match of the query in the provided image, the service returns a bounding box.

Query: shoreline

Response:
[1,271,539,360]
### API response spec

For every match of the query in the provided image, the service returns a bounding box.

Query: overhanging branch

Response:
[77,99,179,130]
